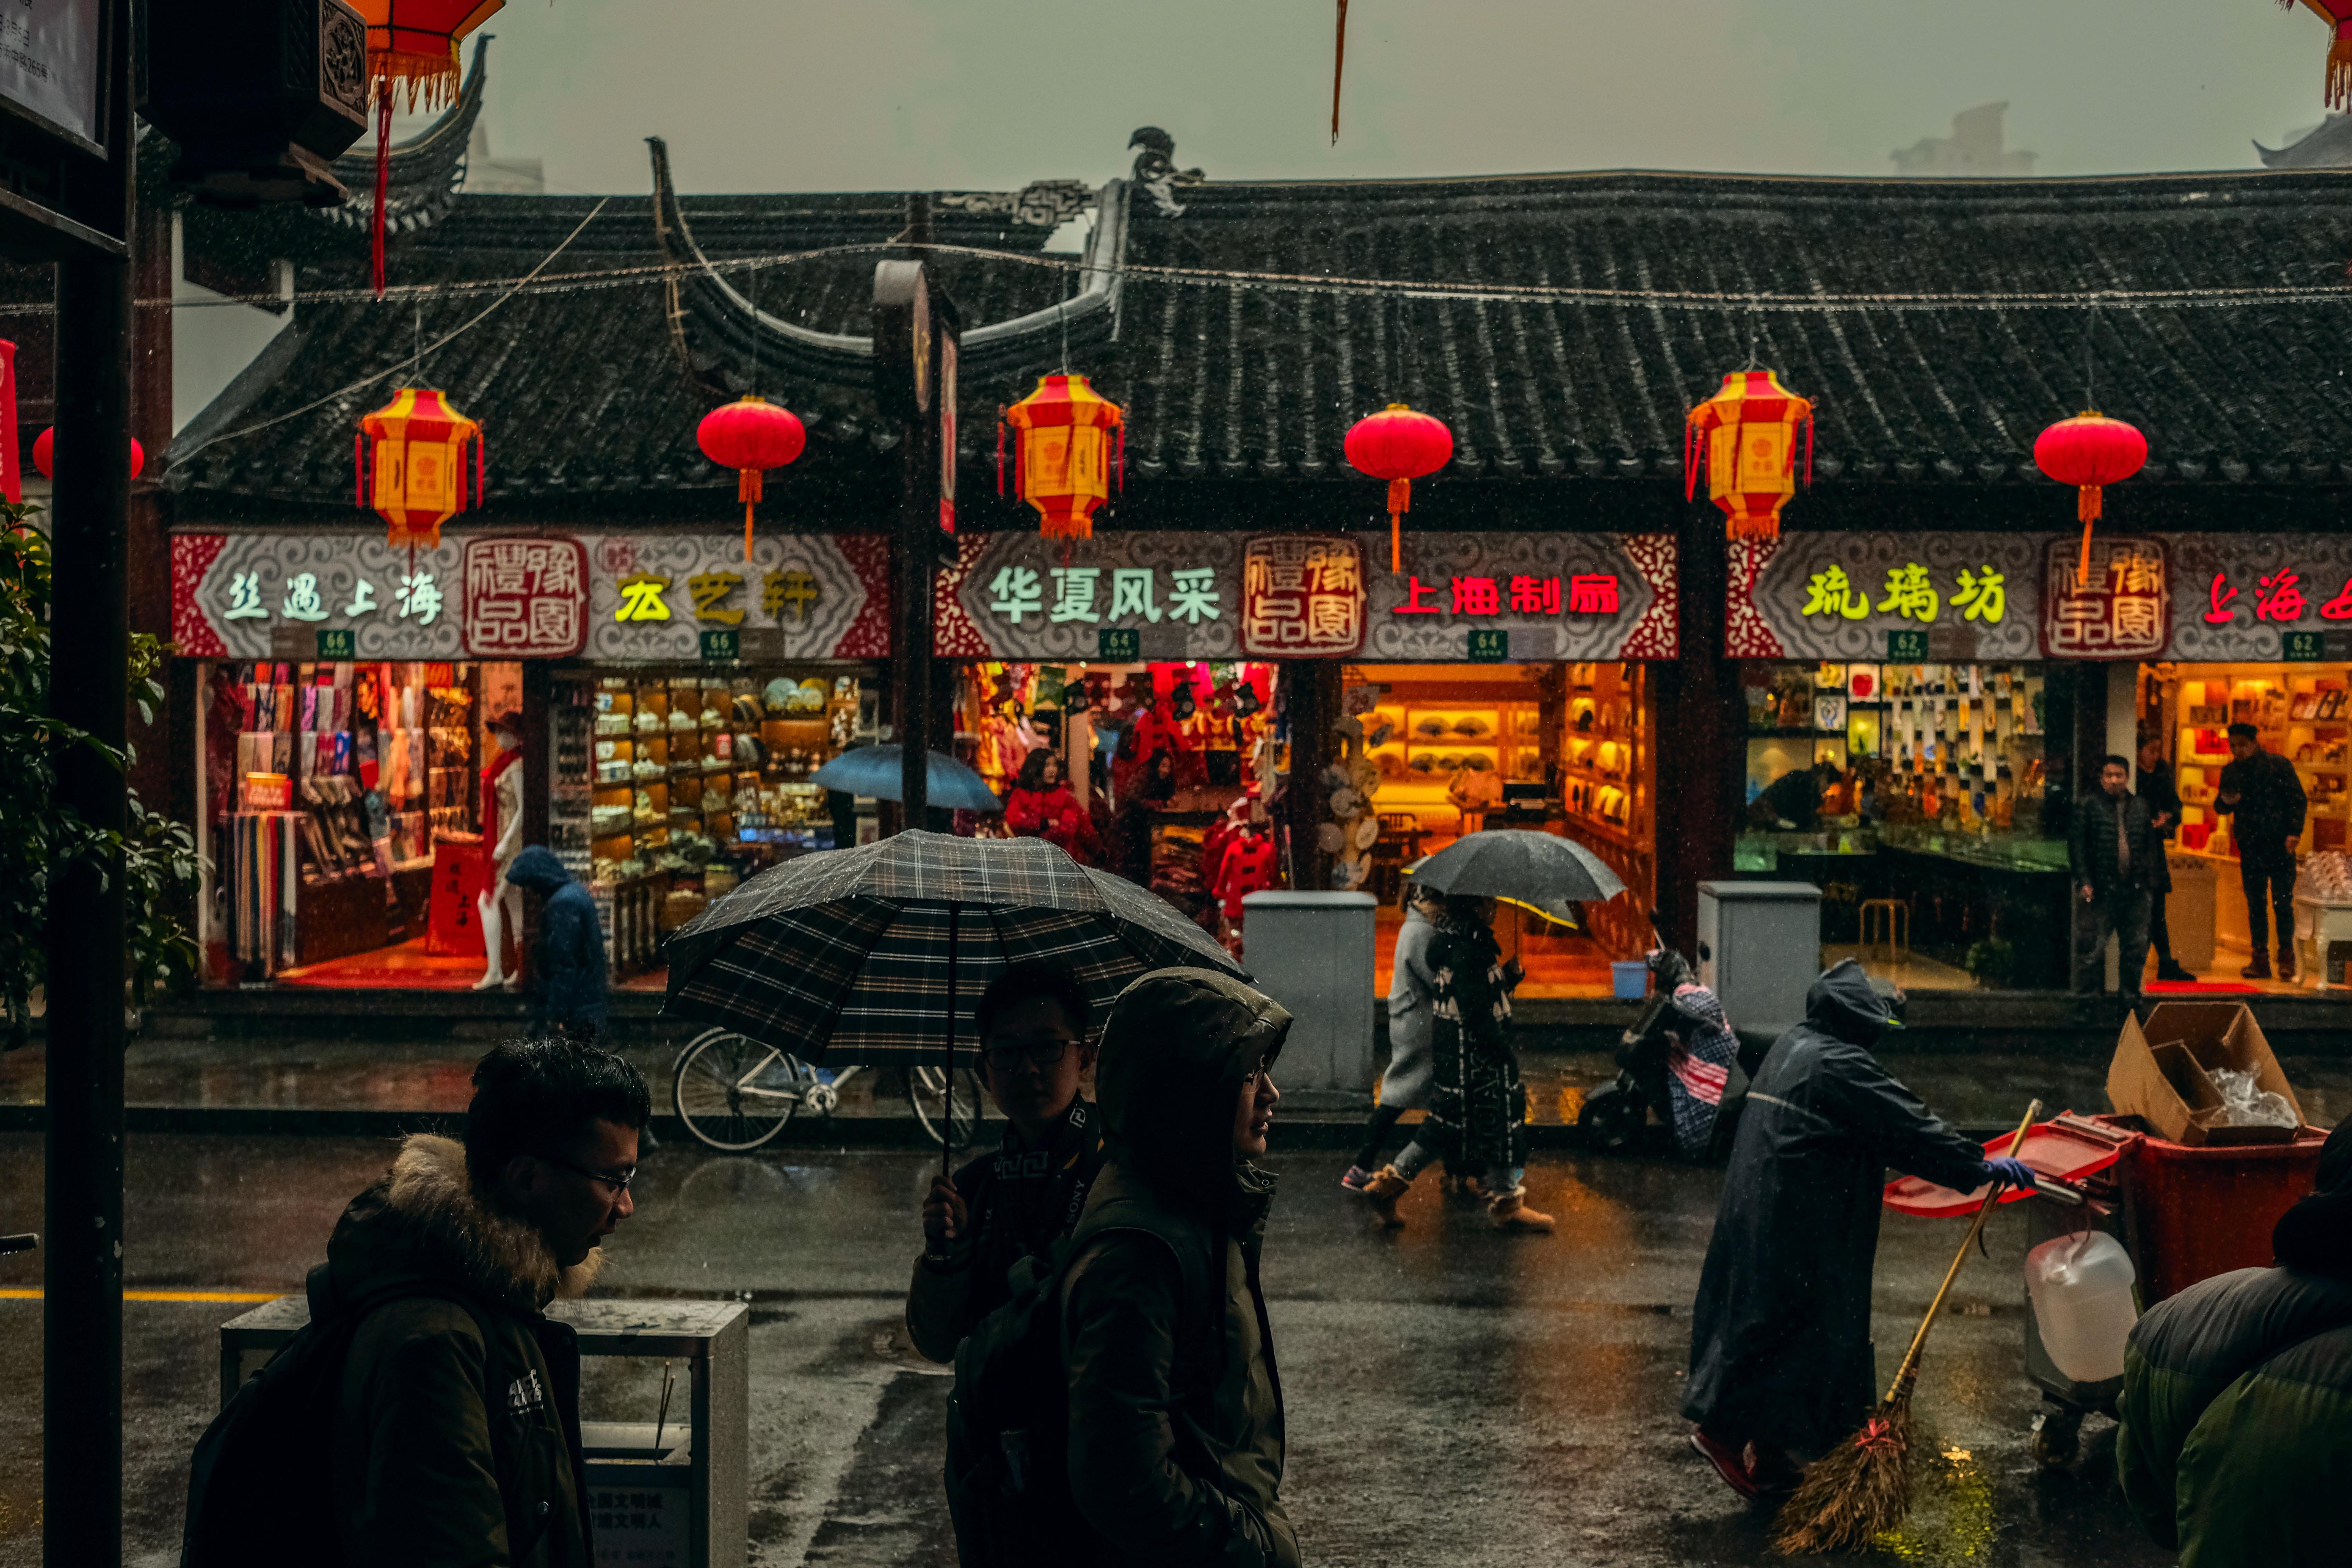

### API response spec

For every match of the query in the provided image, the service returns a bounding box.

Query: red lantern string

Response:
[995,407,1007,497]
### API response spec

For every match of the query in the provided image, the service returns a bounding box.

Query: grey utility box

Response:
[1696,880,1824,1037]
[221,1296,750,1568]
[1240,889,1377,1109]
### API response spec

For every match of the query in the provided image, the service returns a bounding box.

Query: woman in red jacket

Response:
[1004,750,1099,864]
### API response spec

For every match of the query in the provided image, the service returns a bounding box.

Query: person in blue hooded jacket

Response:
[505,847,608,1039]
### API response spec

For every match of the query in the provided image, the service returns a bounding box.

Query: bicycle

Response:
[671,1027,984,1153]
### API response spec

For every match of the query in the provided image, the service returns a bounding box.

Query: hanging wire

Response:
[748,263,761,398]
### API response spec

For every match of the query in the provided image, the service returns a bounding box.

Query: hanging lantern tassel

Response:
[1332,0,1349,144]
[1387,477,1410,574]
[739,466,763,561]
[2075,483,2103,589]
[372,81,392,299]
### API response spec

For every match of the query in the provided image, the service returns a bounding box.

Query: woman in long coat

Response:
[1360,894,1551,1233]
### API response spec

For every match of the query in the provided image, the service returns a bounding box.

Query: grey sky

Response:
[461,0,2339,195]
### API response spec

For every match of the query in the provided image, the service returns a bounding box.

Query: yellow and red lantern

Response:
[2034,411,2147,588]
[352,0,505,294]
[357,387,482,552]
[1345,403,1452,574]
[1685,370,1814,553]
[2288,0,2352,107]
[697,395,806,561]
[999,374,1124,541]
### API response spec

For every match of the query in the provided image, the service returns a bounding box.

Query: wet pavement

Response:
[0,1132,2173,1567]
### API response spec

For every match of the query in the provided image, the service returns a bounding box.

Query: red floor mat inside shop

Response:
[276,938,670,992]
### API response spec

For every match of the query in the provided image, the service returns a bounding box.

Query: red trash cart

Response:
[1885,1111,2328,1467]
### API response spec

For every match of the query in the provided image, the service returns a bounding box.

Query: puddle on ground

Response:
[1867,1446,1996,1563]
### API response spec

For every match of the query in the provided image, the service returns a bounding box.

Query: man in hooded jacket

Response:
[2116,1122,2352,1563]
[1683,959,2032,1499]
[1059,967,1300,1568]
[505,846,608,1039]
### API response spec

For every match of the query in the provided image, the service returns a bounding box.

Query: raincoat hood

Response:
[505,844,573,895]
[2273,1120,2352,1275]
[1095,967,1291,1216]
[1803,957,1902,1045]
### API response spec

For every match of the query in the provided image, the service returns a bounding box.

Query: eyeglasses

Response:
[538,1154,637,1196]
[982,1038,1074,1071]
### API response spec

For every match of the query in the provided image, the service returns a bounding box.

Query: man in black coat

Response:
[2071,755,2161,998]
[505,848,608,1040]
[2217,721,2308,980]
[2138,736,2196,984]
[1683,960,2031,1501]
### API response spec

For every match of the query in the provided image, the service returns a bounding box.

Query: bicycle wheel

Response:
[673,1028,799,1152]
[906,1063,985,1151]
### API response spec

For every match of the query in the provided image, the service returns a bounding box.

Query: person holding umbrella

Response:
[1360,892,1547,1233]
[906,964,1106,1363]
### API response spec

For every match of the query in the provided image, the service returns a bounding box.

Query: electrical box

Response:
[1696,880,1823,1037]
[221,1296,750,1568]
[1240,890,1378,1109]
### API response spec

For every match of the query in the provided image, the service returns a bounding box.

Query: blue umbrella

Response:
[811,745,1003,813]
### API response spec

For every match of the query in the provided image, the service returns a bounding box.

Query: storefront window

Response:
[200,658,520,983]
[1739,660,2067,991]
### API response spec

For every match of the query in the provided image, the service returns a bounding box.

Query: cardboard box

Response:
[2107,1001,2305,1146]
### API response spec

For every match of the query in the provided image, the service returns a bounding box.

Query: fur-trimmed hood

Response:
[313,1133,601,1319]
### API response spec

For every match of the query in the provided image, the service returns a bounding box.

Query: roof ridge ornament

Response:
[1129,127,1202,217]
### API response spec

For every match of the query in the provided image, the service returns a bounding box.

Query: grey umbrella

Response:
[665,831,1244,1172]
[1406,829,1627,918]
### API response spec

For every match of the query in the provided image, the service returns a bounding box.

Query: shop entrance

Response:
[1350,662,1656,999]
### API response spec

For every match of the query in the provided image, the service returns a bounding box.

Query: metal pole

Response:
[47,123,134,1568]
[943,900,958,1178]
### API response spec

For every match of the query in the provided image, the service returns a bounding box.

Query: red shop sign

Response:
[462,536,591,658]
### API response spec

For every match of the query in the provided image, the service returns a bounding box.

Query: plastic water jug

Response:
[2024,1230,2139,1385]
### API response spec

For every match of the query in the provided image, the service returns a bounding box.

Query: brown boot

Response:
[2278,948,2299,983]
[1363,1165,1412,1230]
[1487,1186,1555,1234]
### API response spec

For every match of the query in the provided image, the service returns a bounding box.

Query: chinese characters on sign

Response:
[2043,537,2169,657]
[462,538,589,658]
[2204,564,2352,625]
[1391,573,1622,617]
[1240,535,1366,655]
[1799,562,2007,627]
[987,564,1225,628]
[221,566,445,627]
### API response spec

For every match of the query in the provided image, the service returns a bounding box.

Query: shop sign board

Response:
[1097,627,1141,661]
[2283,630,2329,662]
[0,0,103,153]
[1734,531,2352,662]
[1466,628,1510,662]
[172,531,895,661]
[938,531,1677,662]
[699,628,740,661]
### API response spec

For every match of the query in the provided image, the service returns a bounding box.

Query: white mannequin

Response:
[474,721,526,991]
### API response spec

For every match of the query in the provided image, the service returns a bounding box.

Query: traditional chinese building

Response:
[145,65,2352,1014]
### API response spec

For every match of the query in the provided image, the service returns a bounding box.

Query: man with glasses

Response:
[313,1036,650,1568]
[907,964,1105,1363]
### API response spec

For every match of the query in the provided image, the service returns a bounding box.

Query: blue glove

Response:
[1983,1156,2038,1192]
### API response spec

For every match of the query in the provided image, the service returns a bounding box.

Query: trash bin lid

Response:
[1883,1114,2135,1218]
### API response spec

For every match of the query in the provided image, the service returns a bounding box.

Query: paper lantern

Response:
[697,396,806,561]
[351,0,506,295]
[2034,411,2147,588]
[357,387,482,551]
[1685,370,1813,553]
[2288,0,2352,107]
[1345,403,1452,573]
[999,374,1123,541]
[30,427,144,481]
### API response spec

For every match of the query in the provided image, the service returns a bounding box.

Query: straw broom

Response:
[1771,1099,2041,1556]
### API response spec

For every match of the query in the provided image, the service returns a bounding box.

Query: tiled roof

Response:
[169,151,2352,523]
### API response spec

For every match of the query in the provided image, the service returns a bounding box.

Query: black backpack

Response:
[944,1216,1213,1567]
[181,1266,489,1568]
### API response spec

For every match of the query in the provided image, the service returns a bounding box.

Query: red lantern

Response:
[351,0,506,296]
[30,427,145,481]
[1345,403,1452,573]
[357,387,482,552]
[998,374,1124,541]
[2288,1,2352,107]
[2034,411,2147,588]
[697,395,806,561]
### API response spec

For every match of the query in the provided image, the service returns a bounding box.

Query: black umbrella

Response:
[1406,829,1627,920]
[664,831,1245,1172]
[810,745,1004,813]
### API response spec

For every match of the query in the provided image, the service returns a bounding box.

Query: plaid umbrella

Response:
[664,832,1245,1167]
